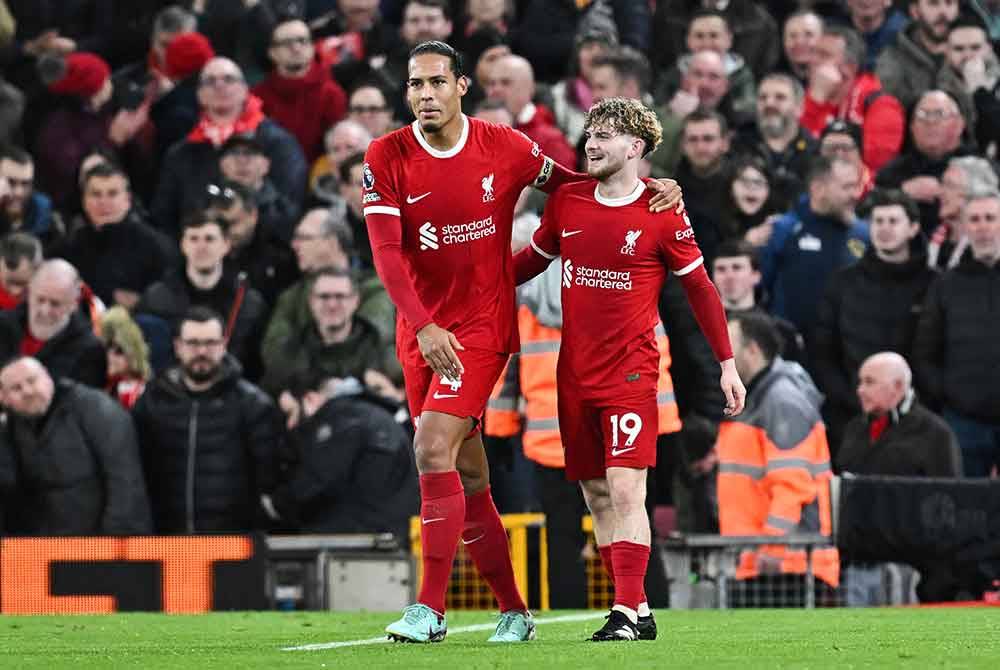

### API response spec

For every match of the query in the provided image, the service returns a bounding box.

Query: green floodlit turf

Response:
[1,608,997,670]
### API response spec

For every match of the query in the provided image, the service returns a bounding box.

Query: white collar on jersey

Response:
[410,113,469,159]
[594,180,646,207]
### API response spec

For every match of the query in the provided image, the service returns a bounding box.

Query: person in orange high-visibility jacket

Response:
[485,237,682,607]
[717,312,840,595]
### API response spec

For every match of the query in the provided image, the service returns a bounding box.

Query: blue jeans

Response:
[943,408,1000,477]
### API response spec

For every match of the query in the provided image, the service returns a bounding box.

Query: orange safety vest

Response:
[716,361,840,588]
[486,306,681,469]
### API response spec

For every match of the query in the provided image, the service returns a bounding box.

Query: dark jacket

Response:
[875,21,944,113]
[731,124,817,210]
[837,396,962,477]
[913,255,1000,422]
[151,119,307,237]
[132,356,283,533]
[223,223,298,308]
[0,379,152,535]
[270,382,418,539]
[137,268,268,378]
[814,247,936,420]
[261,313,400,397]
[0,306,106,388]
[0,191,63,249]
[51,211,173,305]
[760,195,869,344]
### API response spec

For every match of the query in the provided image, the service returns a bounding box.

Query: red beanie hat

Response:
[165,32,216,81]
[48,52,111,99]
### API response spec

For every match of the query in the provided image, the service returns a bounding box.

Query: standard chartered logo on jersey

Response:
[562,258,632,290]
[419,216,496,251]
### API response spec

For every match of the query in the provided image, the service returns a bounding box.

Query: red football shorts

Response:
[402,346,509,426]
[557,390,658,481]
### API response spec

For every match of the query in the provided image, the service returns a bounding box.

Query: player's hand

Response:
[416,323,465,381]
[720,358,746,417]
[647,178,686,215]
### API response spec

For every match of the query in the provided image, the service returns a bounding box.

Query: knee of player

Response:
[458,467,489,494]
[413,435,454,472]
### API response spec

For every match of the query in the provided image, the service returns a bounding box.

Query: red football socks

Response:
[599,543,649,606]
[463,487,527,612]
[610,541,650,612]
[417,471,466,614]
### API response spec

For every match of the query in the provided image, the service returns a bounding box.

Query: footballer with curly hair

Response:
[514,97,745,641]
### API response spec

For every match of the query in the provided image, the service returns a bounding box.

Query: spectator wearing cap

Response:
[253,17,347,163]
[51,162,172,310]
[548,30,616,147]
[218,135,300,243]
[653,0,779,83]
[875,0,961,112]
[513,0,651,83]
[0,258,107,388]
[800,24,905,174]
[210,179,298,307]
[732,72,817,208]
[0,145,63,249]
[486,54,576,169]
[137,211,268,379]
[819,119,874,200]
[33,51,156,212]
[151,57,307,238]
[150,31,217,161]
[875,90,975,236]
[100,305,152,410]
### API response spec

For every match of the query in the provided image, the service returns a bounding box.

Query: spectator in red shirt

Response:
[253,17,348,163]
[800,24,905,173]
[486,54,576,169]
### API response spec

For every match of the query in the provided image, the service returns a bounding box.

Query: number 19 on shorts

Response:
[610,412,643,448]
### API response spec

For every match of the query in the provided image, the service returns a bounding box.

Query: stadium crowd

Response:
[0,0,997,603]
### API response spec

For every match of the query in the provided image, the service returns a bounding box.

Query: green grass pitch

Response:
[2,608,997,669]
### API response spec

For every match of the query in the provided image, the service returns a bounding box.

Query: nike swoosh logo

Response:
[461,533,486,545]
[562,230,583,237]
[422,517,446,525]
[433,392,458,399]
[407,192,432,204]
[610,446,636,457]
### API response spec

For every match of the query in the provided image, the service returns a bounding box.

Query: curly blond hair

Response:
[583,97,663,156]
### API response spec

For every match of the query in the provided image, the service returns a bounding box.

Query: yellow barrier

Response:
[409,514,616,611]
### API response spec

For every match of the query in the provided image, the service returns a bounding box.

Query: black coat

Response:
[51,212,174,305]
[270,387,418,540]
[223,224,297,308]
[150,119,306,237]
[837,399,962,477]
[132,357,283,533]
[137,268,268,378]
[0,380,152,535]
[913,255,1000,423]
[0,306,106,388]
[814,248,936,419]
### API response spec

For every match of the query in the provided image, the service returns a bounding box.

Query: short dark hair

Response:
[0,145,32,166]
[180,209,228,236]
[153,5,197,35]
[730,311,781,362]
[947,15,989,36]
[310,266,357,292]
[177,305,225,335]
[805,154,842,186]
[859,188,920,224]
[592,46,652,95]
[338,152,366,184]
[81,161,130,190]
[409,40,463,77]
[689,7,731,31]
[408,0,451,17]
[713,239,760,271]
[821,24,866,68]
[0,232,42,269]
[682,109,728,137]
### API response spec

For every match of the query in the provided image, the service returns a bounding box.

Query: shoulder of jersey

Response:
[371,125,415,155]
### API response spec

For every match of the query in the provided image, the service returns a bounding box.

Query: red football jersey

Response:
[531,179,704,400]
[363,115,558,361]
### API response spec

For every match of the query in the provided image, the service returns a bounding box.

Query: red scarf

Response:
[868,414,889,443]
[188,95,266,147]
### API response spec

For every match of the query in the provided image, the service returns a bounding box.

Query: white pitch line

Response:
[282,612,608,651]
